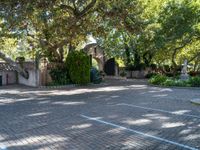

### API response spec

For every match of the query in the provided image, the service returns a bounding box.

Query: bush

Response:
[49,66,71,85]
[163,65,171,72]
[149,74,167,85]
[149,74,200,87]
[150,64,157,70]
[163,79,188,87]
[66,51,90,85]
[145,73,158,79]
[120,71,127,77]
[188,76,200,87]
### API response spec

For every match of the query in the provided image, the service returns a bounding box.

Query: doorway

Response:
[0,75,2,86]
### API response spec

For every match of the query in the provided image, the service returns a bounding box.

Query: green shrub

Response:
[163,78,175,86]
[163,65,171,72]
[163,79,188,87]
[66,51,90,85]
[188,76,200,87]
[120,71,127,77]
[49,66,71,85]
[149,74,167,85]
[149,75,200,87]
[145,73,158,79]
[150,64,157,70]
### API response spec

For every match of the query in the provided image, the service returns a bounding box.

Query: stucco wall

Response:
[18,69,40,87]
[0,71,17,85]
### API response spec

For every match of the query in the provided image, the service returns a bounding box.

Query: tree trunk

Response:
[171,49,178,75]
[125,45,131,66]
[0,51,29,79]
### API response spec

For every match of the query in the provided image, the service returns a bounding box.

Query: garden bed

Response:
[149,74,200,87]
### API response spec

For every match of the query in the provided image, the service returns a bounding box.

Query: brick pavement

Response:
[0,80,200,150]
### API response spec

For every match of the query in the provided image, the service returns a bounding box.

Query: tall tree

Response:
[155,0,200,71]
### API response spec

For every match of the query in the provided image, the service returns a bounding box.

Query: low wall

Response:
[18,69,40,87]
[18,62,40,87]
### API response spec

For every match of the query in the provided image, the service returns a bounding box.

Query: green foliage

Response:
[49,66,71,85]
[188,77,200,87]
[149,74,167,85]
[149,74,200,87]
[66,51,90,85]
[145,73,158,79]
[126,63,146,71]
[0,0,200,74]
[92,58,99,70]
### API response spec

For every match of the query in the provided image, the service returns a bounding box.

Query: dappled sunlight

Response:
[35,85,148,97]
[0,98,15,104]
[143,114,170,120]
[107,128,124,134]
[123,118,152,126]
[1,80,200,149]
[0,96,47,104]
[148,88,173,93]
[126,85,148,90]
[152,94,168,98]
[71,124,92,129]
[52,86,128,95]
[180,129,192,135]
[162,122,185,128]
[5,135,68,148]
[183,134,200,140]
[122,136,148,149]
[110,95,120,98]
[27,112,49,117]
[52,101,86,106]
[172,110,191,115]
[0,134,7,142]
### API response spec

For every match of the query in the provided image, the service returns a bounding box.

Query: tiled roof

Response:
[0,63,15,71]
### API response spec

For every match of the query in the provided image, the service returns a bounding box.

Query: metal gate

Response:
[0,76,2,86]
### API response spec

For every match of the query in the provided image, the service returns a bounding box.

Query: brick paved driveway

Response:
[0,79,200,150]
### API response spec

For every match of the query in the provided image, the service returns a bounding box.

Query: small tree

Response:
[66,51,90,84]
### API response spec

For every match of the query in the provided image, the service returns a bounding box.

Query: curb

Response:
[190,99,200,105]
[38,83,103,89]
[39,84,77,89]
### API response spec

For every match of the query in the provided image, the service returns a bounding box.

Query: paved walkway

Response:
[0,79,200,150]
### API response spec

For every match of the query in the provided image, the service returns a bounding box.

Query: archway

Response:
[84,44,105,72]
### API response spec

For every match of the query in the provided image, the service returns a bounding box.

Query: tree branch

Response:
[77,0,97,18]
[60,4,76,14]
[188,51,200,63]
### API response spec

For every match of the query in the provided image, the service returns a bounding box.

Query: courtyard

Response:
[0,79,200,150]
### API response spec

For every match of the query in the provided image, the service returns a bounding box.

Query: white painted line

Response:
[117,103,200,119]
[81,114,198,150]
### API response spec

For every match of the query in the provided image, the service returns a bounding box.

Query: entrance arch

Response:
[84,43,105,72]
